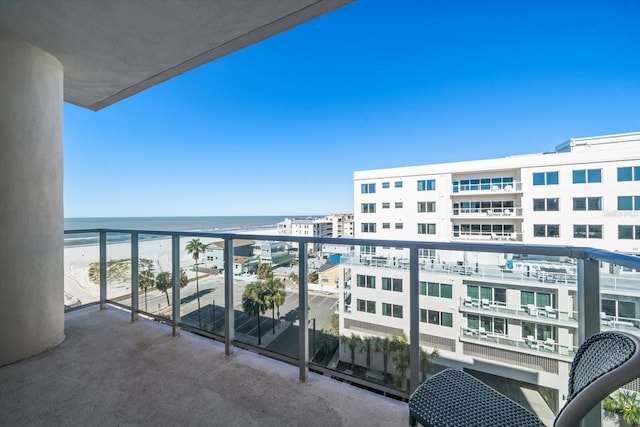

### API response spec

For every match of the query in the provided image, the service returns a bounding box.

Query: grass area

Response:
[88,258,153,284]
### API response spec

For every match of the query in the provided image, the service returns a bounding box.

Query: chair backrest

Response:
[554,331,640,427]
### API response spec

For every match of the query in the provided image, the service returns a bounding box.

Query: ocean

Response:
[64,216,296,247]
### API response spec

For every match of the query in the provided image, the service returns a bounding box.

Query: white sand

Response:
[64,228,280,305]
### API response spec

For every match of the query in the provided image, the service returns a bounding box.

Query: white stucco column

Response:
[0,32,64,365]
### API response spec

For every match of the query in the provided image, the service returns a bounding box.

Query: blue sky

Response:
[64,0,640,218]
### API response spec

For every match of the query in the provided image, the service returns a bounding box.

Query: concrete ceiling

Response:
[0,0,353,110]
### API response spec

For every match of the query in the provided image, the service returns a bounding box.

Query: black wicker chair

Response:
[409,331,640,427]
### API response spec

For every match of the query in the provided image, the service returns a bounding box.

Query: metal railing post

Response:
[171,235,181,336]
[99,231,107,309]
[131,233,139,322]
[224,237,235,356]
[298,242,309,381]
[577,257,601,427]
[409,246,420,394]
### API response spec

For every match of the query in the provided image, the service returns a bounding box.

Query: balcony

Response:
[0,304,405,425]
[459,327,577,359]
[452,180,523,195]
[8,228,638,426]
[452,206,523,218]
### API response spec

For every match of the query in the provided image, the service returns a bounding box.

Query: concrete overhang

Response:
[0,0,353,110]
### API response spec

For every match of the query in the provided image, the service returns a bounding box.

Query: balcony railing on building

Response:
[63,228,640,426]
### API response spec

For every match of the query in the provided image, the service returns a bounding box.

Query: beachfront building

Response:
[278,214,354,238]
[339,131,640,413]
[204,239,255,274]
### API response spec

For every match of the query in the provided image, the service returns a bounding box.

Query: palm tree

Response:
[341,333,361,371]
[391,334,410,388]
[257,263,273,279]
[419,347,439,383]
[185,238,207,329]
[242,281,268,345]
[359,336,373,370]
[180,268,188,288]
[263,277,286,332]
[155,271,172,306]
[374,337,393,383]
[138,266,155,312]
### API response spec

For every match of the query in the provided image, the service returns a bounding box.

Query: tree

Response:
[180,268,189,288]
[308,270,318,284]
[263,277,286,332]
[185,238,207,329]
[605,390,640,427]
[374,337,393,383]
[288,272,299,285]
[139,266,155,312]
[420,347,439,383]
[391,334,410,388]
[257,263,273,280]
[341,333,361,371]
[359,336,373,370]
[155,271,172,306]
[242,281,269,345]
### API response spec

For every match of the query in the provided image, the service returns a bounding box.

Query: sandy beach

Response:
[64,228,279,306]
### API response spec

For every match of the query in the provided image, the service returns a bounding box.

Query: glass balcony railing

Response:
[459,327,578,358]
[63,228,640,425]
[452,207,523,217]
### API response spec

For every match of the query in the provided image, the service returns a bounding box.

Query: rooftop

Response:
[0,304,406,426]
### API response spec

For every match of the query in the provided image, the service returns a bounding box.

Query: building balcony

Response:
[452,180,523,195]
[452,207,523,218]
[460,327,577,360]
[459,297,579,328]
[451,230,523,242]
[23,228,640,426]
[1,305,405,425]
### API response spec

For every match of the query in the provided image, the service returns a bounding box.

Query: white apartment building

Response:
[339,132,640,412]
[278,214,354,238]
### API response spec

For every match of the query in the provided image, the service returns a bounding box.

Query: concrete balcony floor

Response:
[0,305,406,426]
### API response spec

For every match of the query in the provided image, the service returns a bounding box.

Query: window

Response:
[617,166,640,182]
[361,203,376,213]
[619,225,640,240]
[394,181,403,188]
[361,223,376,233]
[422,282,452,298]
[357,299,376,314]
[360,183,375,193]
[395,223,403,229]
[521,291,556,309]
[573,169,601,184]
[381,277,403,292]
[618,196,640,211]
[395,202,403,208]
[533,224,560,238]
[356,275,375,288]
[417,202,426,212]
[417,223,436,235]
[441,312,453,327]
[420,308,453,327]
[382,202,390,209]
[417,179,436,191]
[574,224,602,239]
[573,197,602,211]
[533,198,559,211]
[382,182,390,189]
[360,245,376,255]
[533,171,559,185]
[382,222,390,229]
[382,303,403,318]
[426,201,436,212]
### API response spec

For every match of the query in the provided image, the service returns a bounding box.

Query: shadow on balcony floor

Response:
[0,305,407,426]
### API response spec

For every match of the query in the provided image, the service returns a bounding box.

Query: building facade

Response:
[340,132,640,412]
